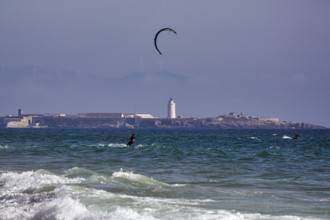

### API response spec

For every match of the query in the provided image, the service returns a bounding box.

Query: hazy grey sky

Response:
[1,0,330,127]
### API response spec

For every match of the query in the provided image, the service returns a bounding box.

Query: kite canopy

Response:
[154,28,177,55]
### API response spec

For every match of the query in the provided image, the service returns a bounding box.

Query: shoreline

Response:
[0,116,326,129]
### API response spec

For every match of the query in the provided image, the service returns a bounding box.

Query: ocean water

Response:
[0,128,329,220]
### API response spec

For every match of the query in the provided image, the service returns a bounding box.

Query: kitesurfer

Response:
[127,133,135,147]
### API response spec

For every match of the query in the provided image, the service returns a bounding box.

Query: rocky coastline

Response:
[0,114,325,129]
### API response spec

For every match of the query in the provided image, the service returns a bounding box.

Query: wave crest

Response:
[112,169,169,187]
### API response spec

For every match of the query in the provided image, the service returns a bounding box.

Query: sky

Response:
[0,0,330,127]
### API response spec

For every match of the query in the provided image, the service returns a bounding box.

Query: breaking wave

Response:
[111,169,169,187]
[0,169,323,220]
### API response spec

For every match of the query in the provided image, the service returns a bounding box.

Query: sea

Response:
[0,128,329,220]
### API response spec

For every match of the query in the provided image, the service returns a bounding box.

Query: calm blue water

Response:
[1,129,329,220]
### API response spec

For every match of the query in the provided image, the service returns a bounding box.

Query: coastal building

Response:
[44,113,66,117]
[16,109,43,118]
[6,116,33,128]
[78,113,124,118]
[237,112,249,120]
[78,113,155,119]
[167,98,176,119]
[123,113,155,119]
[258,117,280,123]
[18,109,22,118]
[224,112,238,119]
[131,114,155,119]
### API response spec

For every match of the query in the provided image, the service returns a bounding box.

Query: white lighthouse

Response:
[167,97,176,119]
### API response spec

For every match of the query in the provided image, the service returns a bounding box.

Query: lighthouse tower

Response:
[167,97,176,119]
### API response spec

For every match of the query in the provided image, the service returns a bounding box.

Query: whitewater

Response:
[0,129,329,220]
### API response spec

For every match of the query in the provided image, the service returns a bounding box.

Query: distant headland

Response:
[0,109,325,129]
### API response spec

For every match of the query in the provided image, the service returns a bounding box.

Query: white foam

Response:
[1,200,322,220]
[134,144,144,148]
[0,144,9,149]
[112,169,169,187]
[88,143,106,147]
[84,174,107,184]
[0,171,84,220]
[269,146,280,149]
[32,196,91,220]
[90,143,127,148]
[248,137,261,141]
[110,207,157,220]
[282,135,292,139]
[65,167,96,177]
[0,170,324,220]
[0,170,83,194]
[108,143,127,148]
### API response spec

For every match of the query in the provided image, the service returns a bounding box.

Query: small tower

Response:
[167,98,176,119]
[18,109,22,118]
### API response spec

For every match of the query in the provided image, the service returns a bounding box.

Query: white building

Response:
[167,97,176,119]
[124,113,156,119]
[134,114,155,119]
[6,116,32,128]
[258,117,280,123]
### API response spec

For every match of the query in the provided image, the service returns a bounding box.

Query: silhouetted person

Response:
[127,133,135,147]
[292,134,300,139]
